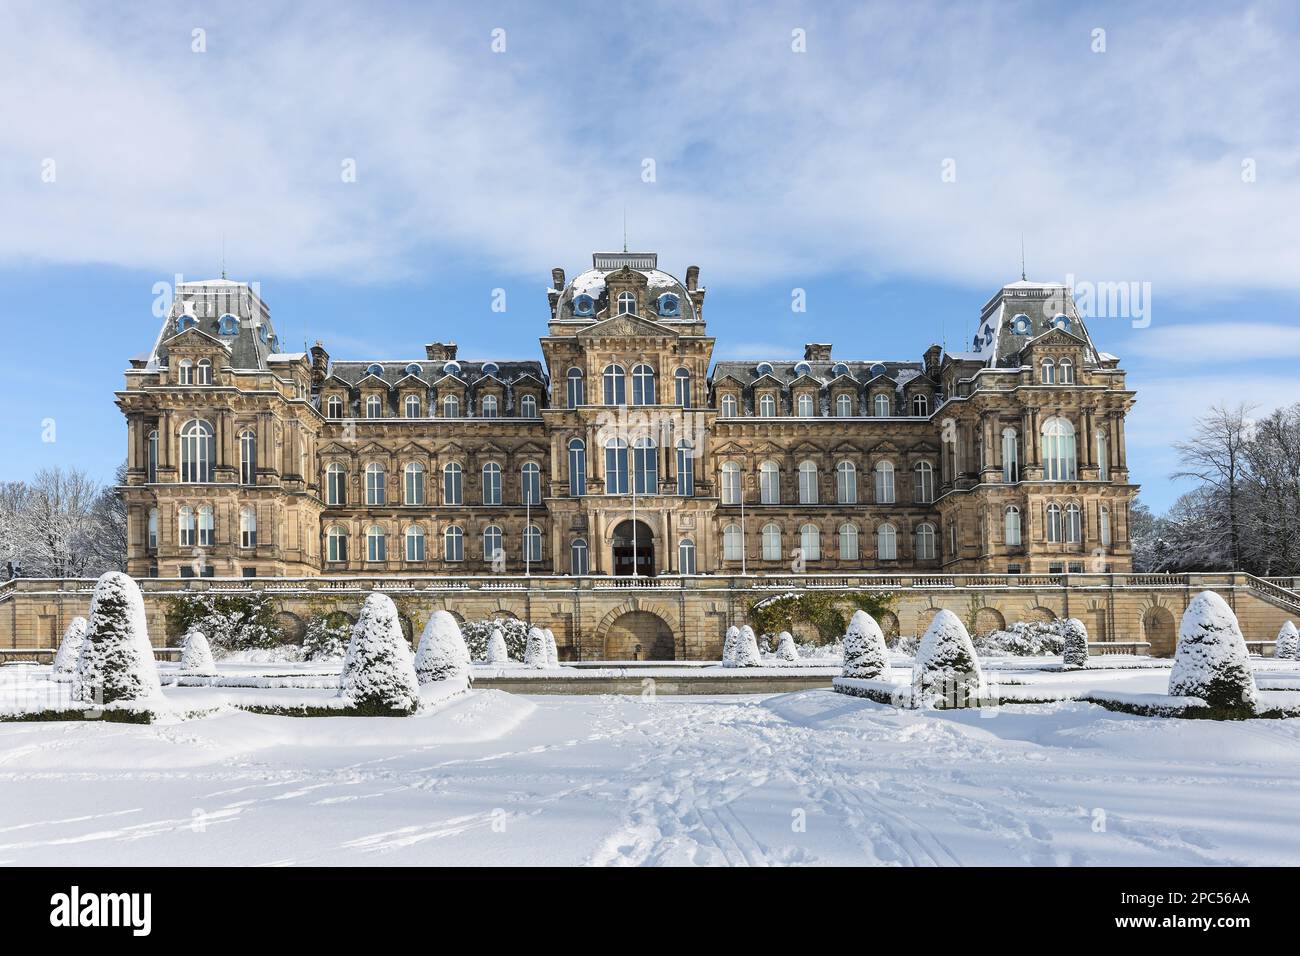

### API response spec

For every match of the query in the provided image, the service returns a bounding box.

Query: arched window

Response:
[677,538,696,574]
[762,523,782,561]
[1005,506,1021,546]
[721,394,738,417]
[1059,358,1074,384]
[916,523,936,560]
[147,508,158,550]
[442,394,460,418]
[759,394,777,417]
[631,364,656,406]
[874,461,895,504]
[632,438,657,494]
[723,524,744,561]
[799,523,821,561]
[404,462,424,505]
[146,429,159,483]
[404,394,421,418]
[836,394,853,417]
[522,462,542,505]
[481,394,499,418]
[603,364,626,405]
[674,368,691,408]
[196,505,214,547]
[238,429,257,485]
[523,525,542,564]
[873,393,891,417]
[405,525,425,562]
[443,462,463,505]
[911,393,929,416]
[179,420,214,483]
[1041,417,1078,480]
[798,461,819,504]
[1100,506,1112,547]
[1046,503,1063,543]
[1097,429,1110,482]
[566,368,585,408]
[443,525,464,562]
[840,523,859,560]
[520,394,538,418]
[365,463,386,506]
[760,461,781,504]
[836,461,856,504]
[675,439,694,497]
[482,462,502,505]
[178,505,195,547]
[195,359,212,385]
[876,523,897,560]
[914,461,934,503]
[326,526,348,563]
[721,461,741,505]
[571,538,589,575]
[617,291,636,315]
[365,395,383,418]
[240,506,257,549]
[178,359,193,385]
[604,438,629,495]
[1002,427,1019,483]
[326,395,344,418]
[568,440,586,497]
[325,463,347,506]
[483,525,503,562]
[1041,359,1056,385]
[797,394,815,417]
[1066,503,1082,544]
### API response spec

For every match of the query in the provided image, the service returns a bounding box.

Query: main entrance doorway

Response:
[612,519,655,576]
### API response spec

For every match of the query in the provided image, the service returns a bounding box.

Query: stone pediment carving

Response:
[576,313,678,340]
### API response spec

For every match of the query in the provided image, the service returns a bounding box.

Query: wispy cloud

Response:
[1125,322,1300,362]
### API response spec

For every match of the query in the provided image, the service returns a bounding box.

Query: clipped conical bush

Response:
[51,616,89,682]
[485,626,509,663]
[414,610,472,684]
[544,628,559,666]
[911,609,984,709]
[842,610,890,680]
[523,626,549,668]
[180,628,217,677]
[775,631,800,662]
[721,625,740,664]
[1169,591,1258,714]
[1275,621,1299,660]
[74,572,162,706]
[726,625,762,668]
[338,593,420,715]
[1061,617,1089,670]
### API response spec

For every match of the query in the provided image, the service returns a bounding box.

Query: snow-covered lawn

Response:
[2,660,1300,865]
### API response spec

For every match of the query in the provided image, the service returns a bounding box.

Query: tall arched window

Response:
[632,438,657,494]
[365,395,383,418]
[179,420,214,483]
[196,505,214,547]
[914,461,934,503]
[874,461,895,503]
[240,506,257,549]
[836,394,853,417]
[836,461,856,504]
[326,395,344,418]
[482,462,502,505]
[617,291,636,314]
[840,523,859,560]
[1002,427,1019,483]
[481,394,499,418]
[522,462,541,505]
[404,394,421,418]
[605,438,629,495]
[1066,503,1082,544]
[324,463,347,506]
[1041,417,1078,480]
[146,429,159,483]
[677,538,696,574]
[876,523,897,560]
[721,394,738,417]
[442,394,460,418]
[674,368,691,408]
[147,508,158,551]
[178,505,195,547]
[195,359,212,385]
[1097,429,1110,482]
[762,523,782,561]
[603,364,625,405]
[873,394,891,417]
[1041,359,1056,384]
[723,524,743,561]
[483,525,503,562]
[1046,503,1063,543]
[799,461,819,504]
[797,394,815,417]
[911,393,929,416]
[1100,506,1112,547]
[721,461,741,505]
[1005,506,1021,546]
[571,538,589,575]
[443,525,464,562]
[675,439,694,497]
[760,461,781,504]
[405,525,425,562]
[799,523,821,561]
[631,364,656,406]
[523,525,542,564]
[443,462,463,505]
[915,523,936,560]
[404,462,424,505]
[759,394,777,417]
[568,440,586,497]
[520,394,538,418]
[178,359,193,385]
[566,368,585,408]
[365,463,386,506]
[326,526,348,563]
[1058,358,1074,384]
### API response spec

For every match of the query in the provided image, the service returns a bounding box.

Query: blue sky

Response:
[3,0,1300,512]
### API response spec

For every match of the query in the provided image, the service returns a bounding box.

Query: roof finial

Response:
[221,233,227,280]
[1019,233,1026,282]
[622,205,628,253]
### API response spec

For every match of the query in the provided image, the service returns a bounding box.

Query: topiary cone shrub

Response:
[1061,617,1089,670]
[1168,591,1258,717]
[413,610,472,684]
[842,609,890,680]
[51,617,89,683]
[911,609,985,709]
[338,593,421,715]
[75,572,163,707]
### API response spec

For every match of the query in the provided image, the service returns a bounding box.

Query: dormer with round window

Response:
[218,313,240,336]
[572,294,595,317]
[656,293,680,317]
[365,362,384,378]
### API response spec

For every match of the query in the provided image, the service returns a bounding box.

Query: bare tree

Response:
[1172,403,1256,571]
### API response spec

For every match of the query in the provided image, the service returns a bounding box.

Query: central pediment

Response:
[575,313,679,340]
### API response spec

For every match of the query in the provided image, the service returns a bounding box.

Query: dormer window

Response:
[657,293,680,317]
[1059,358,1074,384]
[759,394,777,417]
[1011,313,1032,335]
[721,394,738,417]
[1052,314,1071,331]
[326,395,344,418]
[521,394,538,418]
[794,361,811,377]
[404,362,422,377]
[218,314,239,335]
[177,315,196,333]
[832,363,850,378]
[365,395,383,418]
[796,394,814,417]
[481,361,499,376]
[911,393,929,416]
[364,363,382,378]
[268,335,279,352]
[617,292,636,315]
[1041,358,1057,385]
[444,360,462,377]
[178,358,193,385]
[573,294,595,317]
[836,394,853,417]
[481,395,499,418]
[258,325,269,344]
[869,362,887,378]
[195,359,212,385]
[755,362,774,377]
[873,393,891,417]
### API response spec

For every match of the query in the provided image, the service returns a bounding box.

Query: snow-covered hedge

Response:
[911,609,984,709]
[179,629,217,678]
[1061,618,1089,670]
[303,614,352,661]
[462,618,530,661]
[338,593,421,715]
[485,627,509,664]
[51,617,88,682]
[725,625,761,668]
[413,610,472,684]
[721,625,739,665]
[523,627,549,669]
[1168,591,1258,716]
[972,620,1066,657]
[841,610,890,680]
[165,592,281,653]
[774,631,800,662]
[75,572,162,706]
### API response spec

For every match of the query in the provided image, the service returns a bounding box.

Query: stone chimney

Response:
[803,343,833,362]
[309,341,329,388]
[685,265,699,291]
[551,267,566,290]
[924,344,943,379]
[425,342,458,361]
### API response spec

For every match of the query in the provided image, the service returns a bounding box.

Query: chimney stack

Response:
[803,343,833,362]
[551,267,566,290]
[924,344,943,378]
[309,340,329,388]
[685,265,699,291]
[424,342,458,361]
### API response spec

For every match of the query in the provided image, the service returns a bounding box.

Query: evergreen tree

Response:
[842,609,890,680]
[75,572,162,705]
[51,616,89,682]
[911,609,984,709]
[179,628,217,677]
[485,626,509,663]
[775,631,800,661]
[338,593,420,715]
[1275,620,1299,660]
[413,610,472,684]
[1168,591,1258,714]
[721,625,740,664]
[524,626,549,668]
[1061,617,1090,670]
[726,624,761,667]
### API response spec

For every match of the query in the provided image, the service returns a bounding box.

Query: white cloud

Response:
[1125,322,1300,362]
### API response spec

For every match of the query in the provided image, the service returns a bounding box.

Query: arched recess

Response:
[276,611,307,644]
[878,611,901,644]
[972,607,1006,637]
[1142,605,1176,658]
[595,599,677,661]
[1024,605,1058,623]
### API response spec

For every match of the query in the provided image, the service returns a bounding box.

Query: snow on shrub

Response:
[1275,621,1299,660]
[721,625,740,664]
[303,614,352,660]
[462,618,529,661]
[911,609,984,709]
[414,610,472,684]
[165,592,280,653]
[775,631,800,662]
[51,616,89,682]
[972,620,1065,657]
[726,625,761,668]
[180,628,217,677]
[1061,618,1089,670]
[544,628,559,666]
[523,626,549,669]
[485,627,509,663]
[841,610,890,680]
[338,593,420,715]
[75,572,162,705]
[1168,591,1258,714]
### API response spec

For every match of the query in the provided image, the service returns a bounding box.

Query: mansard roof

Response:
[149,279,280,373]
[709,359,926,390]
[553,252,701,324]
[326,359,546,389]
[966,279,1102,369]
